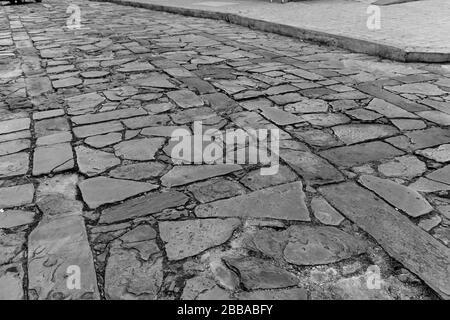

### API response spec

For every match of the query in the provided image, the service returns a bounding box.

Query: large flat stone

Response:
[426,165,450,185]
[166,89,203,109]
[114,138,165,161]
[319,182,450,299]
[28,214,99,299]
[320,141,404,167]
[0,152,29,178]
[332,124,398,145]
[79,177,157,209]
[0,118,30,135]
[195,181,310,221]
[75,146,120,176]
[159,218,240,260]
[71,108,146,125]
[0,184,34,208]
[386,127,450,152]
[73,121,123,138]
[100,190,189,224]
[33,143,74,176]
[0,210,35,229]
[0,263,24,300]
[161,164,242,187]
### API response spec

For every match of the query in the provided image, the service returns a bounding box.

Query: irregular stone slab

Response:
[320,141,404,167]
[117,62,154,73]
[366,98,418,118]
[378,155,426,178]
[238,288,307,300]
[283,225,367,265]
[311,196,345,226]
[75,146,120,176]
[188,178,245,203]
[332,124,398,145]
[108,162,166,180]
[71,108,146,125]
[181,275,231,300]
[79,177,157,209]
[196,182,310,221]
[85,132,122,148]
[166,89,203,109]
[426,165,450,185]
[81,71,109,78]
[105,242,162,300]
[34,117,69,138]
[66,92,105,115]
[359,175,432,217]
[299,113,350,127]
[28,214,99,299]
[37,194,83,218]
[33,143,74,176]
[36,132,72,146]
[161,164,242,187]
[0,118,30,135]
[25,76,52,97]
[159,218,240,260]
[292,129,342,148]
[240,165,297,191]
[417,111,450,126]
[0,130,31,143]
[73,121,123,138]
[114,138,165,161]
[122,114,170,129]
[181,77,215,94]
[284,98,328,114]
[0,231,25,265]
[280,149,344,185]
[0,263,24,300]
[0,210,35,228]
[52,77,82,89]
[100,190,189,224]
[0,184,34,208]
[202,92,239,113]
[416,144,450,162]
[130,74,176,88]
[259,106,304,125]
[141,126,190,137]
[387,83,446,96]
[409,178,450,192]
[37,174,79,200]
[319,181,450,299]
[386,128,450,152]
[224,256,298,290]
[0,152,29,178]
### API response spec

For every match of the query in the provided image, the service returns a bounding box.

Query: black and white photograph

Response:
[0,0,449,309]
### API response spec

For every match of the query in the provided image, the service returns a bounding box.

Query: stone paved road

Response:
[0,0,450,300]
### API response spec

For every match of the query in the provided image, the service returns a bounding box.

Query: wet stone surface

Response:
[0,0,448,300]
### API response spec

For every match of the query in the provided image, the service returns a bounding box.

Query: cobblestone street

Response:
[1,0,450,300]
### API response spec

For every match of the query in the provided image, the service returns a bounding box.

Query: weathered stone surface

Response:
[386,128,450,152]
[292,129,342,148]
[161,164,242,187]
[0,210,35,229]
[259,106,304,125]
[73,121,123,138]
[238,288,307,300]
[166,89,203,109]
[426,165,450,185]
[26,76,52,97]
[34,117,69,138]
[85,132,122,148]
[319,182,450,299]
[52,77,82,89]
[75,146,120,176]
[0,130,31,143]
[37,194,83,218]
[66,92,105,114]
[409,178,450,192]
[311,196,345,226]
[359,175,432,217]
[141,126,190,137]
[33,143,74,175]
[108,162,166,180]
[284,98,328,113]
[320,141,404,167]
[224,256,298,290]
[283,225,367,265]
[159,218,240,260]
[332,124,398,145]
[0,118,30,135]
[378,155,426,178]
[130,74,176,88]
[0,231,25,265]
[280,149,344,185]
[36,132,72,146]
[0,184,34,208]
[391,119,426,131]
[80,71,109,78]
[188,178,245,203]
[418,111,450,126]
[416,144,450,162]
[240,165,297,191]
[181,276,231,300]
[28,214,99,300]
[387,83,446,96]
[114,138,164,161]
[79,177,157,209]
[0,263,24,300]
[299,113,350,127]
[122,114,170,129]
[196,182,310,221]
[100,190,189,223]
[117,61,154,73]
[366,98,417,118]
[71,108,146,125]
[37,174,79,200]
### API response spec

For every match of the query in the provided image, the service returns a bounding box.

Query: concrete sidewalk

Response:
[92,0,450,63]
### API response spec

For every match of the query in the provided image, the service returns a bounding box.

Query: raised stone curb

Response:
[92,0,450,63]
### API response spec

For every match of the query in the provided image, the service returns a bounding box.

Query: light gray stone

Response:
[311,196,345,226]
[332,124,398,145]
[416,144,450,163]
[108,162,166,180]
[75,146,120,176]
[33,143,74,176]
[161,164,242,187]
[0,184,34,209]
[114,138,165,161]
[378,155,426,178]
[0,210,35,228]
